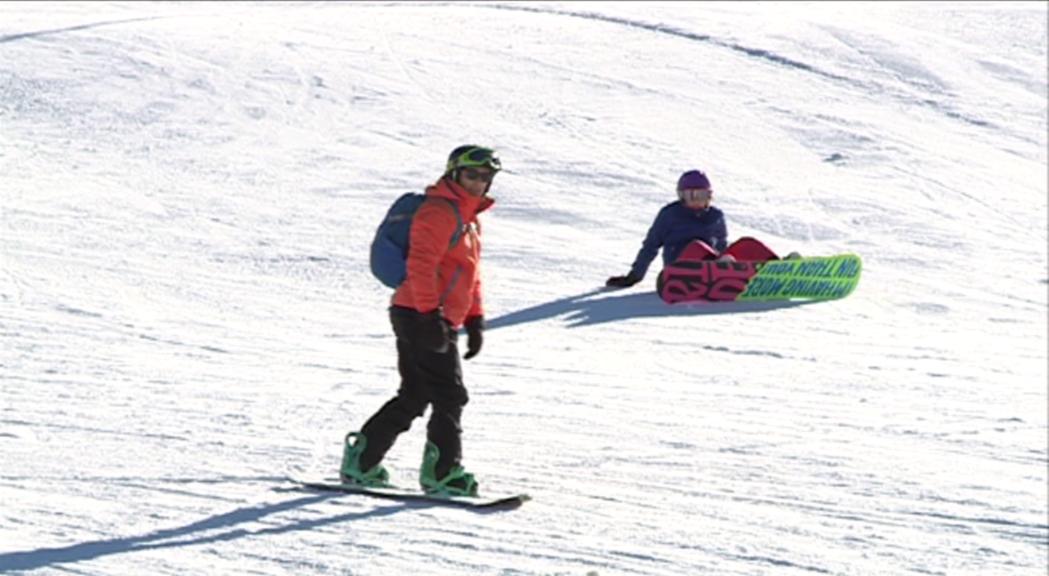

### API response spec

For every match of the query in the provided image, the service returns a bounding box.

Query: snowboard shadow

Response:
[0,489,447,572]
[487,287,820,329]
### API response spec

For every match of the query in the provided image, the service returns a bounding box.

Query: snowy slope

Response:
[1,2,1046,575]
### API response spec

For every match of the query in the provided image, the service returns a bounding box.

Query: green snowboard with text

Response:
[739,254,861,301]
[657,253,862,303]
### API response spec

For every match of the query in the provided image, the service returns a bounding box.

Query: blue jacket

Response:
[629,201,728,280]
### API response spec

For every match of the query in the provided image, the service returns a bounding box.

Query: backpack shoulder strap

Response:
[428,197,464,247]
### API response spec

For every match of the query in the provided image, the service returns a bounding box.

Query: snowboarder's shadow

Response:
[486,287,820,330]
[0,488,489,572]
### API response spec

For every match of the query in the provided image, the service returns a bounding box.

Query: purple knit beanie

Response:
[676,170,711,191]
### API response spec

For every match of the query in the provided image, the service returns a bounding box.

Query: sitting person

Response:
[606,169,794,288]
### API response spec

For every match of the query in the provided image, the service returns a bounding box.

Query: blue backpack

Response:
[370,192,463,288]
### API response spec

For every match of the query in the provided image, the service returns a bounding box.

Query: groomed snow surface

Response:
[2,2,1047,575]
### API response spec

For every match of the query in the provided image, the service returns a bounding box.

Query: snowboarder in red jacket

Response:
[339,145,500,497]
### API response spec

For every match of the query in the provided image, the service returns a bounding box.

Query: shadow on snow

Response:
[486,288,819,330]
[0,491,424,571]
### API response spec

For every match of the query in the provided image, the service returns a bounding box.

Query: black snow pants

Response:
[358,306,469,479]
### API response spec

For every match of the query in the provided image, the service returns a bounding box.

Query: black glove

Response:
[463,316,484,360]
[416,309,450,353]
[605,272,641,288]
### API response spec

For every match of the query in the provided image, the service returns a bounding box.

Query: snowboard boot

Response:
[339,432,390,487]
[419,441,478,497]
[784,251,803,260]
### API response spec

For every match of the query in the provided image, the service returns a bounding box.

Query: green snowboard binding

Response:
[419,441,479,497]
[339,432,391,488]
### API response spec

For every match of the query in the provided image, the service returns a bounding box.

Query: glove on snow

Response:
[605,273,641,288]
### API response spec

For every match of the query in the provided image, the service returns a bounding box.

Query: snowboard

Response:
[287,476,530,510]
[657,253,861,304]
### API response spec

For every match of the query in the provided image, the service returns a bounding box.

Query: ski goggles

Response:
[461,167,496,183]
[448,147,502,173]
[680,188,712,202]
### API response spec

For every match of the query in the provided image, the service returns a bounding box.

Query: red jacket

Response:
[392,177,494,328]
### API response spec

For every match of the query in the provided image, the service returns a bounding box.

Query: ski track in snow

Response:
[1,2,1046,575]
